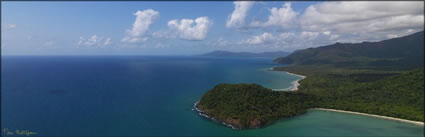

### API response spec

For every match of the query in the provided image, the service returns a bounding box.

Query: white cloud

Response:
[241,32,276,45]
[322,31,331,35]
[6,24,17,29]
[168,16,212,40]
[300,1,424,41]
[236,1,423,51]
[277,32,338,50]
[300,31,319,40]
[122,9,159,43]
[78,35,112,48]
[226,1,255,28]
[250,2,297,29]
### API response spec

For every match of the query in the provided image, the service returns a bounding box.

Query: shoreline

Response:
[192,101,240,130]
[269,67,306,91]
[197,67,424,129]
[311,108,424,126]
[270,67,424,127]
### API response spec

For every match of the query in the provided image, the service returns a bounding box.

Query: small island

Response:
[194,83,313,129]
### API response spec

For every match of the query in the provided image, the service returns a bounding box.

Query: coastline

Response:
[193,101,240,130]
[311,108,425,126]
[196,67,424,129]
[269,67,306,91]
[271,67,424,127]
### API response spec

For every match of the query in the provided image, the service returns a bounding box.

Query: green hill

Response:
[279,66,424,122]
[196,83,313,129]
[275,31,424,70]
[273,31,424,122]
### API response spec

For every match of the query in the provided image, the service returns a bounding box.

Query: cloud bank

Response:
[236,1,424,51]
[300,1,424,40]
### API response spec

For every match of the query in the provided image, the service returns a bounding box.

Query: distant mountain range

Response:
[199,50,291,58]
[275,30,424,69]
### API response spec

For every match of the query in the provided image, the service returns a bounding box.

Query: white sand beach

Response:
[272,71,306,91]
[285,72,306,91]
[311,108,424,126]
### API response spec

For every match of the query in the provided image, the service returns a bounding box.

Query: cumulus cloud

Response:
[78,35,112,48]
[122,9,159,43]
[300,1,424,41]
[250,2,298,29]
[226,1,255,28]
[168,16,212,40]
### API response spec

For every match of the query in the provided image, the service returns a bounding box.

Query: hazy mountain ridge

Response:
[275,31,424,69]
[200,50,291,58]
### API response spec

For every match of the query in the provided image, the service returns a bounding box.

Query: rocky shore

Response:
[193,101,240,130]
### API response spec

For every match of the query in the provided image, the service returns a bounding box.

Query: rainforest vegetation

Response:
[197,31,424,129]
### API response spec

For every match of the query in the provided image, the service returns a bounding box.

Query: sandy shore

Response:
[270,68,306,91]
[311,108,424,126]
[285,72,306,91]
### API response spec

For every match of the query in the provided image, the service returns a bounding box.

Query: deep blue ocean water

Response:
[1,56,424,136]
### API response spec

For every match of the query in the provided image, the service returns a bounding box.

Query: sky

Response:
[1,1,424,55]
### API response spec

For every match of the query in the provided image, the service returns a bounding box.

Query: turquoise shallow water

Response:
[1,56,423,136]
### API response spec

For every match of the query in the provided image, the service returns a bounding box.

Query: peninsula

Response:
[195,83,313,129]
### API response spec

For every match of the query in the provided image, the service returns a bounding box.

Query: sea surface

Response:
[2,56,424,136]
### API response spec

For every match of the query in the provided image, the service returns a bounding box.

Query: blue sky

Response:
[1,1,423,55]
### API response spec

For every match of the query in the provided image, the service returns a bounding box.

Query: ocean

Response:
[1,56,423,136]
